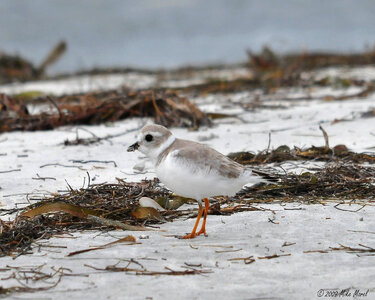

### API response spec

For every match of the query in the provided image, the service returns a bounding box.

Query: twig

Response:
[258,253,291,259]
[215,248,242,253]
[268,217,279,224]
[304,243,375,254]
[70,160,117,167]
[67,235,138,257]
[348,230,375,235]
[86,171,91,188]
[85,264,211,276]
[151,90,164,116]
[282,242,296,247]
[319,124,330,149]
[46,96,63,120]
[40,163,84,169]
[266,131,272,153]
[64,124,144,146]
[0,169,21,174]
[334,203,366,212]
[32,174,57,181]
[227,256,255,264]
[184,262,202,268]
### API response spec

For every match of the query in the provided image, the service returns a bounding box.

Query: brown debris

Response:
[67,235,137,257]
[228,144,375,165]
[0,178,171,257]
[21,202,101,219]
[258,253,291,260]
[171,47,375,96]
[85,263,212,276]
[0,89,210,133]
[247,46,303,88]
[0,41,67,84]
[0,53,37,84]
[131,207,165,222]
[0,264,77,295]
[240,164,375,202]
[227,256,256,264]
[174,78,262,95]
[2,46,375,101]
[304,243,375,255]
[248,46,375,72]
[1,161,375,258]
[323,84,375,101]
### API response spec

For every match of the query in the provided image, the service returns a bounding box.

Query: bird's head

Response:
[127,124,176,161]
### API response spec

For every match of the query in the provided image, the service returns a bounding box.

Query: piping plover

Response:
[127,124,276,239]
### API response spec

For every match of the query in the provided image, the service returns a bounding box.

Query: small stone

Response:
[133,161,145,172]
[197,133,218,142]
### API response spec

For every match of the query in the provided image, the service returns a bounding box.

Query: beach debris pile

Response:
[0,41,66,84]
[1,160,374,258]
[0,89,210,133]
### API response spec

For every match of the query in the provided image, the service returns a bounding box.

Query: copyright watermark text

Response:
[317,288,369,298]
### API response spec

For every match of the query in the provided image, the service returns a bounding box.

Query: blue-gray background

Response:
[1,0,375,73]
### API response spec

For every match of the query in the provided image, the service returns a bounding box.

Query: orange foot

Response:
[178,198,210,239]
[196,198,209,236]
[196,228,206,236]
[179,233,197,239]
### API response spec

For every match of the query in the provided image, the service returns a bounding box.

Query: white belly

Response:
[155,154,249,201]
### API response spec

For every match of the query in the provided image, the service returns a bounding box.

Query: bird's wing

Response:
[170,141,244,179]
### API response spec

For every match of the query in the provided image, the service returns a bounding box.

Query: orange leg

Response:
[180,205,204,239]
[197,198,209,236]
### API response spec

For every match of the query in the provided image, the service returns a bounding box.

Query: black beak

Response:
[127,142,139,152]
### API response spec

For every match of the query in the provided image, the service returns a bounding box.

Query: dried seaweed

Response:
[228,144,375,165]
[1,162,374,258]
[168,47,375,96]
[248,46,375,73]
[3,46,375,100]
[239,164,375,202]
[228,126,375,165]
[0,179,172,257]
[0,89,210,132]
[2,47,375,132]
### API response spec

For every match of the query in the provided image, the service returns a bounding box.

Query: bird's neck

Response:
[151,135,176,164]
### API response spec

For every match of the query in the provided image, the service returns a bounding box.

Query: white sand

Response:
[0,66,374,299]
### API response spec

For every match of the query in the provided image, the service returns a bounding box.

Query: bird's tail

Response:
[251,169,279,184]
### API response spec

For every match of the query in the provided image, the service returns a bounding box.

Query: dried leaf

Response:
[131,207,164,221]
[154,197,170,209]
[169,196,190,210]
[154,196,190,210]
[21,202,100,219]
[87,215,151,231]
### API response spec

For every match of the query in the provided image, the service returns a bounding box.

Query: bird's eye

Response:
[145,134,153,142]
